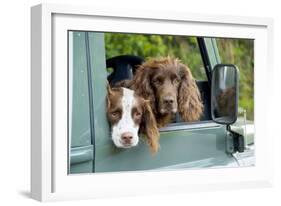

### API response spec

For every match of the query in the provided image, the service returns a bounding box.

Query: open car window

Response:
[105,32,211,124]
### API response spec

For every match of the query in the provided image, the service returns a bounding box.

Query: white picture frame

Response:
[31,3,274,202]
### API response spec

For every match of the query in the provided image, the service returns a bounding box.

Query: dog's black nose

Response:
[121,132,133,144]
[163,96,174,105]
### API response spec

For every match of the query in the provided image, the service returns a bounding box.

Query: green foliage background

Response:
[105,33,254,120]
[105,34,206,80]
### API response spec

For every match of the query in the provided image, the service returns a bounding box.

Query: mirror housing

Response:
[211,64,239,125]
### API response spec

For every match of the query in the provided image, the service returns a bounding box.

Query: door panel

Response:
[69,31,93,173]
[70,31,92,147]
[69,145,94,174]
[95,123,234,172]
[86,32,109,172]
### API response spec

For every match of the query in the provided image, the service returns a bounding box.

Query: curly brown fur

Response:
[118,56,203,127]
[177,63,204,122]
[140,100,160,153]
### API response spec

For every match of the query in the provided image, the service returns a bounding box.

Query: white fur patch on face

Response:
[111,88,140,148]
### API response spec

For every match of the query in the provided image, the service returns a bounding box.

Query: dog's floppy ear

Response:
[106,82,113,95]
[106,83,113,109]
[131,67,156,113]
[141,100,160,153]
[178,64,203,122]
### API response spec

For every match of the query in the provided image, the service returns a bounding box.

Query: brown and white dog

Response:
[116,57,204,127]
[106,85,160,153]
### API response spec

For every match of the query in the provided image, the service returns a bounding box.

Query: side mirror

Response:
[211,64,239,125]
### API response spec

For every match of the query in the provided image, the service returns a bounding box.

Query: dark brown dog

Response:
[116,57,204,127]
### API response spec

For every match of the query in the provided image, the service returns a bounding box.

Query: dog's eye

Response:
[173,78,180,84]
[153,78,163,85]
[111,111,120,118]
